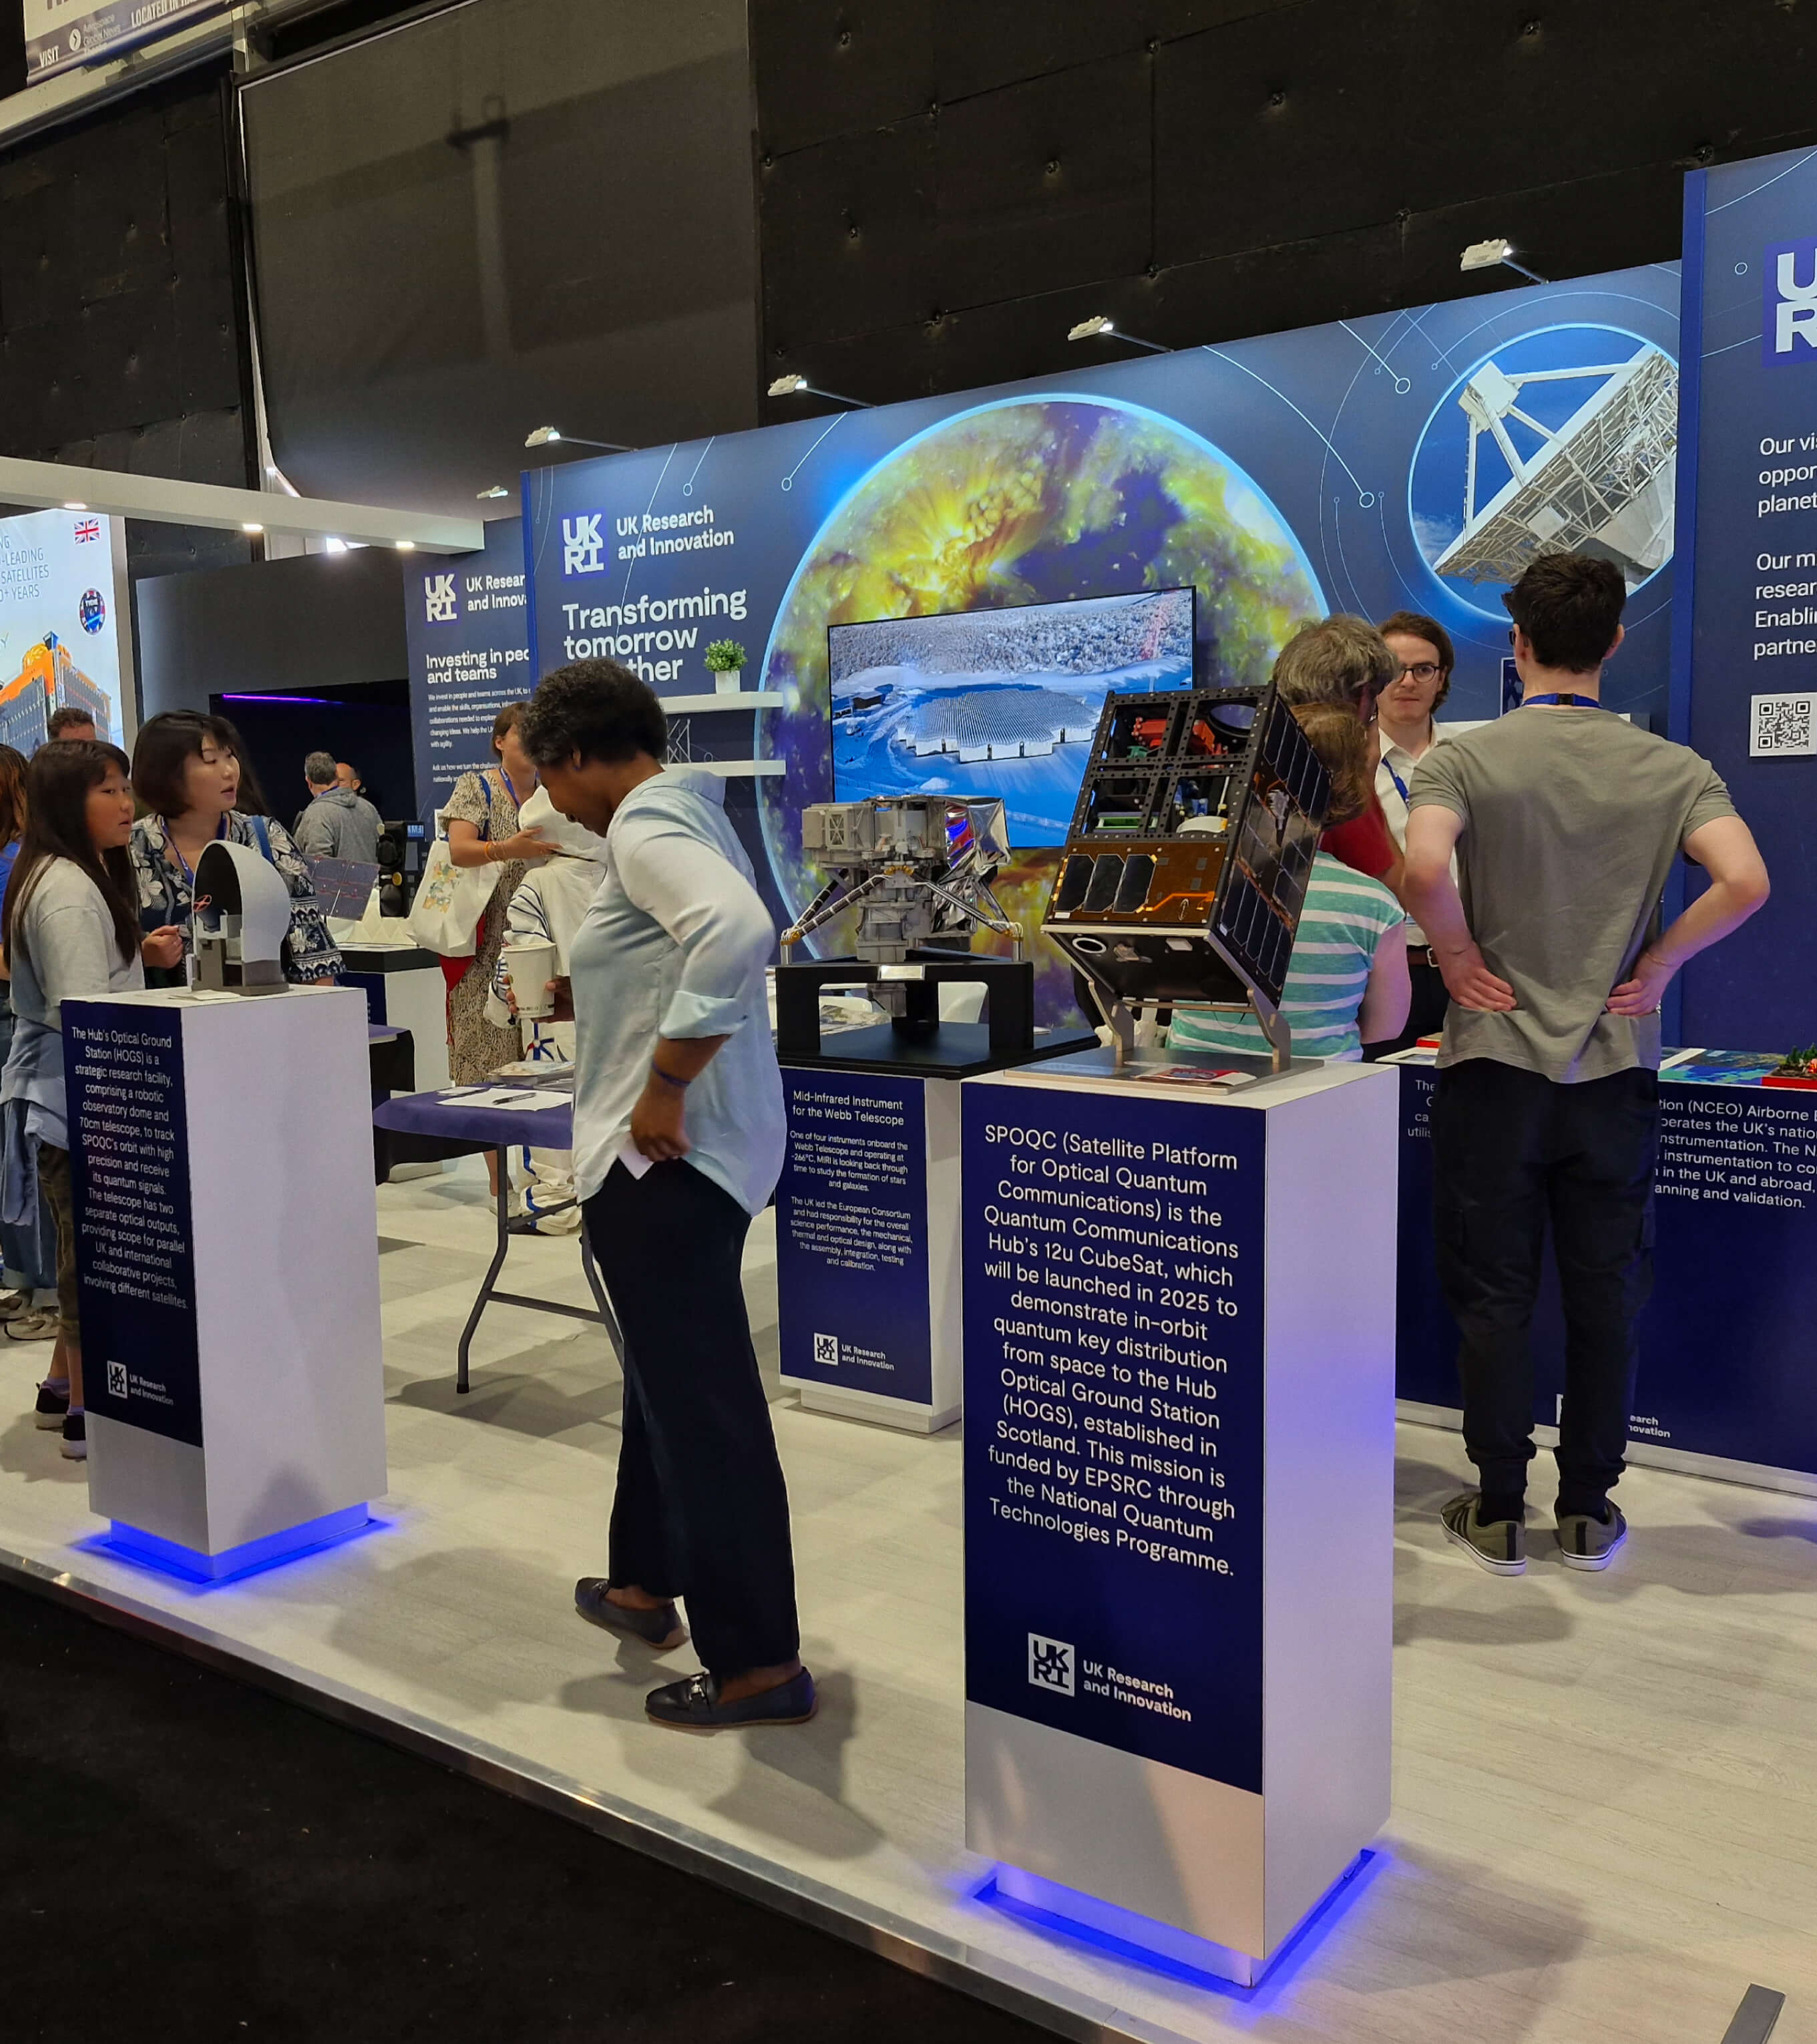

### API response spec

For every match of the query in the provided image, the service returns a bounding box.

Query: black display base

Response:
[779,1022,1100,1079]
[776,950,1047,1063]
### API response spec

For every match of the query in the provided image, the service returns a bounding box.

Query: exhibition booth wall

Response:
[412,261,1697,1024]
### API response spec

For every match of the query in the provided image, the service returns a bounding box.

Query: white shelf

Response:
[673,759,786,778]
[662,691,785,712]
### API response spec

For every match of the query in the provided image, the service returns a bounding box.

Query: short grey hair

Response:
[305,749,337,787]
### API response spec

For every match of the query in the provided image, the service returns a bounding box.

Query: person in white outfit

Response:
[487,785,609,1232]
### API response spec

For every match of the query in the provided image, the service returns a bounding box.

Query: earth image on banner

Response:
[755,395,1322,1016]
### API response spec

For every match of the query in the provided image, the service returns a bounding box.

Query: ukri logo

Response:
[1764,240,1817,364]
[423,572,458,624]
[563,514,606,576]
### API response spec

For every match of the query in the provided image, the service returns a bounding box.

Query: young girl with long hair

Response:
[1,743,183,1458]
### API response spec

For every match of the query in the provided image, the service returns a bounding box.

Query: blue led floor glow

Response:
[77,1504,380,1586]
[971,1850,1382,2003]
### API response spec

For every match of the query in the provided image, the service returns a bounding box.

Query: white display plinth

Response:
[64,986,386,1579]
[960,1052,1397,1985]
[777,1066,960,1432]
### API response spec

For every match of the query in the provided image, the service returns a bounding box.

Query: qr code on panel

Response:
[1750,692,1817,757]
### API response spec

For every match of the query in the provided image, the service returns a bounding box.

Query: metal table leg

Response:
[453,1147,622,1392]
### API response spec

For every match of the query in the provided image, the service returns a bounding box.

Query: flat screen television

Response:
[827,586,1196,847]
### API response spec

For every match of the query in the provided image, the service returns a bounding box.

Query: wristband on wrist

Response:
[650,1061,690,1090]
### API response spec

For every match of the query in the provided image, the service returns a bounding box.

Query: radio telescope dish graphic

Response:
[1431,343,1677,589]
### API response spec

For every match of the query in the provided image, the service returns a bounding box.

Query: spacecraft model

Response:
[1433,345,1677,588]
[775,795,1054,1066]
[1041,684,1331,1070]
[785,795,1018,965]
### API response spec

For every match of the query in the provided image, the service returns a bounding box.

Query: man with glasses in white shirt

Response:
[1372,609,1456,1052]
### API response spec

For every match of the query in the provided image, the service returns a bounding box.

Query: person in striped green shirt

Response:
[1169,702,1411,1064]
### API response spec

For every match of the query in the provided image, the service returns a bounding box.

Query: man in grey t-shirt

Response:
[1404,554,1769,1576]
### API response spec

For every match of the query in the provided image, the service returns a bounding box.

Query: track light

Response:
[241,522,264,534]
[767,373,873,408]
[476,485,512,499]
[1459,238,1548,285]
[1066,314,1168,354]
[524,426,632,451]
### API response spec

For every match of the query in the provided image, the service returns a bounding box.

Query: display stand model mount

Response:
[192,841,293,994]
[1040,682,1332,1072]
[775,795,1039,1062]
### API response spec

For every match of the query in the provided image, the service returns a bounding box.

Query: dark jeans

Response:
[1431,1058,1657,1514]
[585,1159,800,1677]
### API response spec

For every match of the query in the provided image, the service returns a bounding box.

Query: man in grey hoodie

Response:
[294,749,382,864]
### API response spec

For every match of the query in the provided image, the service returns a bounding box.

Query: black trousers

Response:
[1430,1058,1657,1512]
[585,1159,800,1677]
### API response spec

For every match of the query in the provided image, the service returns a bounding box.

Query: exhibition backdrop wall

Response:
[506,262,1680,1021]
[1675,142,1817,1049]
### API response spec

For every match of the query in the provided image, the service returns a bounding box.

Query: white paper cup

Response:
[501,940,557,1020]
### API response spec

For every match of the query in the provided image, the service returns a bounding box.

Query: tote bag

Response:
[408,780,497,958]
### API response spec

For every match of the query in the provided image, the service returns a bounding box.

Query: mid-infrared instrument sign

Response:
[23,0,226,77]
[961,1081,1265,1792]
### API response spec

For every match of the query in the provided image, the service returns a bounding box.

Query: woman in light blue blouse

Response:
[518,658,809,1733]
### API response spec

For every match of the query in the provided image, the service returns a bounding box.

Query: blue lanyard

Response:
[1521,693,1603,708]
[1383,759,1410,806]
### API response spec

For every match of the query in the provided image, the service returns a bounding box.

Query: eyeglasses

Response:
[1396,662,1443,683]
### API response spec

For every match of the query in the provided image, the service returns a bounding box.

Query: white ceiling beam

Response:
[0,456,484,555]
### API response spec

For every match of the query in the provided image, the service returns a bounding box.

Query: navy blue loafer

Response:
[645,1668,817,1730]
[573,1579,688,1650]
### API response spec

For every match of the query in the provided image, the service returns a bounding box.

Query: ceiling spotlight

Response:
[1066,313,1167,354]
[524,425,631,452]
[766,373,873,408]
[1460,237,1547,284]
[395,540,416,552]
[325,538,348,554]
[242,522,264,534]
[476,485,512,499]
[63,500,87,510]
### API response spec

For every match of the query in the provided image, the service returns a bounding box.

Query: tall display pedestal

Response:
[960,1052,1397,1987]
[777,1064,962,1432]
[65,987,386,1581]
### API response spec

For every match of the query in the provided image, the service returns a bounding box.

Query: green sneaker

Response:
[1440,1490,1526,1575]
[1556,1503,1627,1571]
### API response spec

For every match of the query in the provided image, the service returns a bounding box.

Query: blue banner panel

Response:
[1676,151,1817,1048]
[962,1084,1265,1793]
[65,1002,202,1448]
[1395,1065,1817,1476]
[777,1068,932,1402]
[403,518,532,819]
[524,265,1679,1027]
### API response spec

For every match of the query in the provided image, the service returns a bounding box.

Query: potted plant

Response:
[705,638,749,694]
[1764,1044,1817,1090]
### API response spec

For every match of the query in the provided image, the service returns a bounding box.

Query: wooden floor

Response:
[1,1159,1814,2043]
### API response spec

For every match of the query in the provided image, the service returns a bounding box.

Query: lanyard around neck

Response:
[1521,694,1603,708]
[166,814,226,885]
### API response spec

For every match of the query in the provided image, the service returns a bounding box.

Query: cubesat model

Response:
[1041,685,1331,1070]
[776,795,1037,1060]
[192,841,292,994]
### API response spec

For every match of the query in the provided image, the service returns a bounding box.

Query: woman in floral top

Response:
[128,712,342,987]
